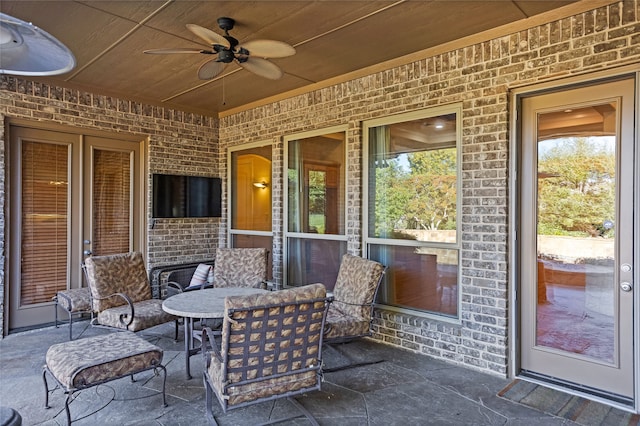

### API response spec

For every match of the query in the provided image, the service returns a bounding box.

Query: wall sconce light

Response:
[253,181,268,188]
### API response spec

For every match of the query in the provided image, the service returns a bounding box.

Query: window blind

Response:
[20,141,69,305]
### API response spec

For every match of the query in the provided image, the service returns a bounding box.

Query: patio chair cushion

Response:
[206,283,327,408]
[324,254,385,341]
[187,263,214,289]
[324,308,370,340]
[45,332,163,390]
[96,299,176,332]
[85,252,151,312]
[213,248,268,289]
[208,361,317,407]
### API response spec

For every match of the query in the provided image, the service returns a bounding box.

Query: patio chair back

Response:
[84,252,150,312]
[324,254,385,343]
[213,248,268,289]
[204,283,329,417]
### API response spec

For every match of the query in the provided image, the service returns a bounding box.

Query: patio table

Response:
[162,287,269,379]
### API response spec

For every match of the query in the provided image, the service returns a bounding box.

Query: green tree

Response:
[407,149,457,230]
[538,137,615,237]
[373,148,457,234]
[373,161,412,236]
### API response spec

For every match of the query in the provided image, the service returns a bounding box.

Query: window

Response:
[285,126,347,289]
[229,142,273,278]
[364,105,461,317]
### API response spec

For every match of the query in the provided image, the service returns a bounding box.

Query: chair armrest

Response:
[331,298,371,307]
[183,282,213,292]
[201,326,222,368]
[166,281,185,297]
[93,292,135,327]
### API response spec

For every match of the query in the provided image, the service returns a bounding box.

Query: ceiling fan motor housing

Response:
[218,49,235,63]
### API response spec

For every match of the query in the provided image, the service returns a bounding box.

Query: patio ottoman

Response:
[43,332,167,425]
[53,288,92,340]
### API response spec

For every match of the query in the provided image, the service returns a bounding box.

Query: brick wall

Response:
[219,1,640,376]
[0,77,221,335]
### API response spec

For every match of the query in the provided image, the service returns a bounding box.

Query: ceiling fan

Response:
[144,17,295,80]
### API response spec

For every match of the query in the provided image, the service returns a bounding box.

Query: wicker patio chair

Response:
[83,252,178,338]
[323,254,386,371]
[202,283,329,425]
[212,248,269,289]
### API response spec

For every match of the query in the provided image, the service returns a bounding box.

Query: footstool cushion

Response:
[43,332,166,424]
[45,332,163,390]
[54,288,92,313]
[53,288,93,340]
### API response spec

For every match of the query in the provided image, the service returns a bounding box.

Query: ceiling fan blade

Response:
[186,24,229,48]
[239,40,295,58]
[239,57,283,80]
[198,59,225,80]
[143,48,205,54]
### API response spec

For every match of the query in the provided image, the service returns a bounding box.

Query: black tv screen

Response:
[153,174,222,218]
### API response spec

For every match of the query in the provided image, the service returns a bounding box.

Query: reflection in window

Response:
[369,245,458,316]
[231,147,272,232]
[288,134,344,235]
[535,103,617,362]
[365,107,460,317]
[287,238,347,290]
[229,143,273,278]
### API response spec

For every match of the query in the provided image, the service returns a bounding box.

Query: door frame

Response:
[509,66,640,412]
[4,118,148,335]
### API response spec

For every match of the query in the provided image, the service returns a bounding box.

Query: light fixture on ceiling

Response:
[253,181,268,188]
[0,12,76,76]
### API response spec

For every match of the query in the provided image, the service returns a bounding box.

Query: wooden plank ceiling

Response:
[0,1,591,117]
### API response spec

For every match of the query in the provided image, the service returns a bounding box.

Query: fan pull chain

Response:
[222,77,226,106]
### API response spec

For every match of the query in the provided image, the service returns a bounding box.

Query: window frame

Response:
[363,104,463,321]
[283,125,348,288]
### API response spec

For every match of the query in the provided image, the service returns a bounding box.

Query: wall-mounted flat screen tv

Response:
[153,174,222,218]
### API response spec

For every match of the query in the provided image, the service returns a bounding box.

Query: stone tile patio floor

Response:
[1,321,577,425]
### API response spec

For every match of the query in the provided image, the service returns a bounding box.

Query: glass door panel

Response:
[91,148,131,255]
[20,141,70,305]
[536,124,616,362]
